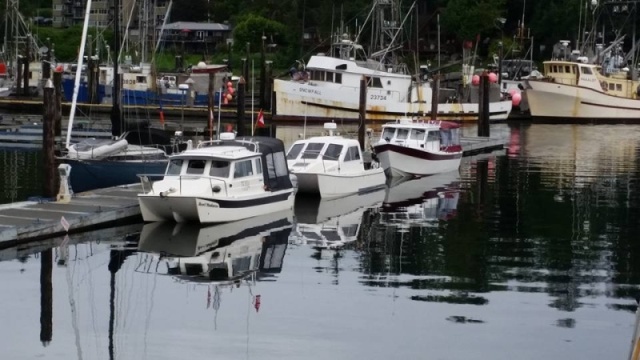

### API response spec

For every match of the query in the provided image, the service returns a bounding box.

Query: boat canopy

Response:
[232,136,294,191]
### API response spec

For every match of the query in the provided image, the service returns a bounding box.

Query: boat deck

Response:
[0,184,141,245]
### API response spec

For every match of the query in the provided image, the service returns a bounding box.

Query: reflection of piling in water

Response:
[40,249,53,346]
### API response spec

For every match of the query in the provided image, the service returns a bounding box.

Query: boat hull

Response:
[138,189,295,223]
[273,79,512,122]
[295,168,386,198]
[527,80,640,120]
[374,144,462,177]
[65,159,167,193]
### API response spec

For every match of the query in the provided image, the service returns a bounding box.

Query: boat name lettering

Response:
[370,94,387,100]
[299,87,321,95]
[198,201,219,208]
[123,79,137,85]
[580,77,596,82]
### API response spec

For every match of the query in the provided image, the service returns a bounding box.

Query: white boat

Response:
[526,59,640,120]
[138,135,296,223]
[273,1,512,122]
[286,123,386,198]
[373,118,463,178]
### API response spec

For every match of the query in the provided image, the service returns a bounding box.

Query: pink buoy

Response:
[488,72,498,83]
[227,87,235,95]
[223,97,229,105]
[512,92,522,107]
[471,75,480,86]
[508,88,518,96]
[55,65,64,72]
[226,93,233,101]
[227,81,233,88]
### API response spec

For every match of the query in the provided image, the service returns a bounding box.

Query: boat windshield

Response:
[166,159,183,175]
[322,144,343,161]
[209,160,230,178]
[381,127,395,141]
[287,143,305,160]
[301,142,325,159]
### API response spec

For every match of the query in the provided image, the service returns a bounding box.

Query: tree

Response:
[232,13,289,52]
[440,0,507,43]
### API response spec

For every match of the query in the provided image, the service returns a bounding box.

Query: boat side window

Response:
[301,142,324,159]
[166,159,183,175]
[381,127,395,141]
[427,130,440,142]
[616,84,622,91]
[312,71,324,81]
[209,160,230,178]
[410,129,426,141]
[186,159,206,175]
[368,77,383,88]
[325,72,333,82]
[558,66,564,73]
[273,151,289,176]
[233,159,253,178]
[580,66,593,75]
[344,146,361,161]
[396,129,409,140]
[254,158,263,174]
[609,83,614,91]
[136,76,147,83]
[565,65,571,73]
[323,144,343,160]
[287,143,304,160]
[334,73,342,84]
[552,65,557,73]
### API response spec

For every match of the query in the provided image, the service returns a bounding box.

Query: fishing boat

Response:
[286,123,385,198]
[273,0,512,122]
[138,135,296,223]
[373,117,463,177]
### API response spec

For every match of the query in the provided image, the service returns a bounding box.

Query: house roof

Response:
[159,22,231,32]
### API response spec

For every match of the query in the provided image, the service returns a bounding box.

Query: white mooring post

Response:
[56,164,72,203]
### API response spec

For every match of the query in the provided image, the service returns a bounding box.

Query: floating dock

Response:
[461,136,506,156]
[0,184,142,245]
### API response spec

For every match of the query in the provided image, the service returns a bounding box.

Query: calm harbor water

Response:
[0,122,639,359]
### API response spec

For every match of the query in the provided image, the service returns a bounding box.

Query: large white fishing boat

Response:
[286,123,386,198]
[273,0,512,122]
[526,59,640,120]
[138,135,296,223]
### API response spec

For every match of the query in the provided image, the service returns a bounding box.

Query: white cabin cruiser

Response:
[286,123,386,198]
[138,135,296,223]
[373,118,463,177]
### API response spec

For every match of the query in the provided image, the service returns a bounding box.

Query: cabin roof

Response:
[382,119,459,130]
[172,146,258,160]
[294,136,360,146]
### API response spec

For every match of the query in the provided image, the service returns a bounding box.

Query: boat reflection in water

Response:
[138,210,293,282]
[380,170,461,226]
[291,189,385,250]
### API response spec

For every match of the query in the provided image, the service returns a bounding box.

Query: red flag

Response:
[253,294,261,312]
[256,109,265,128]
[159,102,165,124]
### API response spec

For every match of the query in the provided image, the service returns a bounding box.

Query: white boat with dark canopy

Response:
[373,118,463,177]
[286,123,386,198]
[138,135,295,223]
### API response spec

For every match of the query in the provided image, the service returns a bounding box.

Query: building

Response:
[157,22,232,53]
[51,0,170,29]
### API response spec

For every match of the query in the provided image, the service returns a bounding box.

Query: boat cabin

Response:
[378,119,461,153]
[542,60,638,98]
[156,136,292,196]
[286,136,365,173]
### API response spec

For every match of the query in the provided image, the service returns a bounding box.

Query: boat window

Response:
[186,159,206,175]
[301,142,324,159]
[580,66,593,75]
[616,84,622,91]
[255,158,263,174]
[234,160,253,178]
[287,143,304,160]
[273,151,289,176]
[209,160,230,178]
[427,130,440,142]
[565,65,571,73]
[325,72,333,82]
[558,66,564,73]
[312,71,324,81]
[410,129,426,140]
[396,129,409,140]
[323,144,343,161]
[381,127,395,141]
[335,64,347,70]
[335,73,342,84]
[137,76,147,83]
[166,159,183,175]
[266,154,277,179]
[552,65,557,73]
[344,146,361,161]
[368,77,383,88]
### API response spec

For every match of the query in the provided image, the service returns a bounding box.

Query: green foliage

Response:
[34,25,112,61]
[440,0,507,42]
[232,14,289,52]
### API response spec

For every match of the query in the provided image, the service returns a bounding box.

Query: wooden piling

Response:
[23,37,30,96]
[430,75,440,121]
[53,71,62,138]
[43,79,57,198]
[237,77,246,136]
[358,76,367,149]
[16,60,22,95]
[478,72,490,137]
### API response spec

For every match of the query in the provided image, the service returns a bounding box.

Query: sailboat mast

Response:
[65,0,93,149]
[111,0,122,137]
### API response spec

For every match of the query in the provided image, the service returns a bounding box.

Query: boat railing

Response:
[321,154,341,173]
[198,138,260,153]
